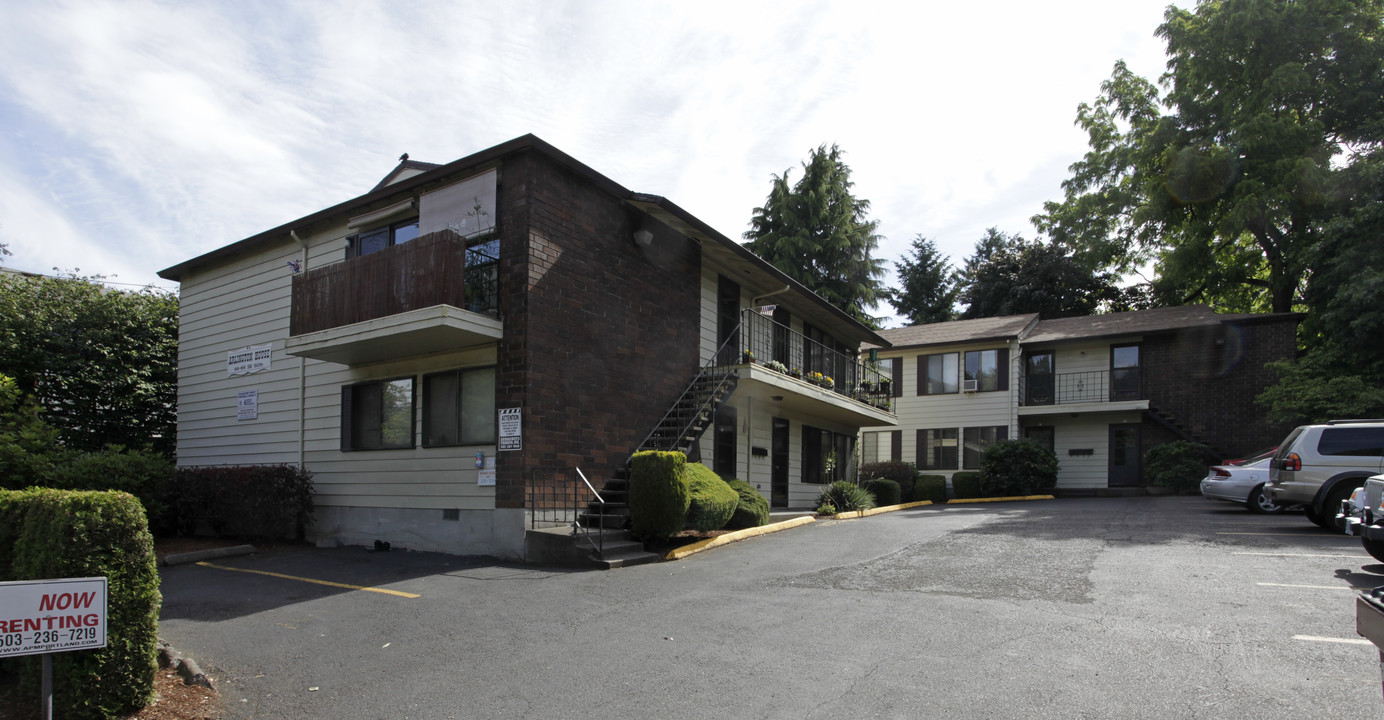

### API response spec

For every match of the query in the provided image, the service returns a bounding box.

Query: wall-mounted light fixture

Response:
[633,228,654,247]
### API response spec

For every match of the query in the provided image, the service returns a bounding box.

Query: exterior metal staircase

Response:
[1146,405,1224,460]
[574,332,742,566]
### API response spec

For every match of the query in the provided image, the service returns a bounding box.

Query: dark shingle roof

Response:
[868,314,1039,350]
[1022,305,1296,344]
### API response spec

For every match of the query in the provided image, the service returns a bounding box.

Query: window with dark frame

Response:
[962,425,1009,469]
[963,349,1002,392]
[802,425,854,484]
[1024,426,1055,453]
[918,427,959,470]
[342,377,415,450]
[349,218,421,258]
[919,352,959,395]
[422,367,497,447]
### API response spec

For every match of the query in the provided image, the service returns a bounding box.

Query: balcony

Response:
[1017,369,1148,416]
[284,230,501,366]
[715,309,896,427]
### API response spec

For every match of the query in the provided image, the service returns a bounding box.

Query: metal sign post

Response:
[0,577,109,720]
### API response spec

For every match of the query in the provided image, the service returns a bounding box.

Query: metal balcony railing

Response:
[715,309,893,410]
[290,229,498,336]
[1019,368,1144,406]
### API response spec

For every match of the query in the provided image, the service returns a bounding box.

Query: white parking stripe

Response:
[1293,635,1372,646]
[1233,552,1372,559]
[1257,583,1368,590]
[1217,532,1354,537]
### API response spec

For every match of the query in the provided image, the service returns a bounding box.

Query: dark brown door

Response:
[1109,424,1142,487]
[771,418,790,508]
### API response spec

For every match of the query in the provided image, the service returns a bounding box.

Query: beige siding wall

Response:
[176,211,501,513]
[1027,411,1143,489]
[861,340,1019,478]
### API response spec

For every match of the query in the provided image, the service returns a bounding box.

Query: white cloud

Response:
[0,0,1175,292]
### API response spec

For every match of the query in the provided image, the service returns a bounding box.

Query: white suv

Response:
[1266,420,1384,528]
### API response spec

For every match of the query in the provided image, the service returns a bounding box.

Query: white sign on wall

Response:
[227,344,272,376]
[0,577,107,658]
[237,390,258,421]
[498,408,522,451]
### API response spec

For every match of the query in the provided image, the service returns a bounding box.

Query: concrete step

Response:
[592,547,663,569]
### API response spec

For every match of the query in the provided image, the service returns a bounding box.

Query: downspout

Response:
[291,229,308,470]
[751,285,791,306]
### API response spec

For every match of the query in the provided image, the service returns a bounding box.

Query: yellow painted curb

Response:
[946,495,1055,504]
[829,500,933,520]
[664,515,817,561]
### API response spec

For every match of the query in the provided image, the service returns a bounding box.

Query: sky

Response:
[0,0,1175,324]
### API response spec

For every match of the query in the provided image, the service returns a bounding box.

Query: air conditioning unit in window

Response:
[962,379,978,393]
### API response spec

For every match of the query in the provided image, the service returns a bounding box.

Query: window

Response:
[862,431,881,465]
[1024,426,1055,453]
[962,426,1009,469]
[423,367,497,446]
[918,353,959,395]
[342,378,415,450]
[349,218,420,258]
[1110,344,1140,401]
[1025,352,1054,405]
[918,428,959,470]
[803,426,854,484]
[1318,428,1384,457]
[963,349,1008,392]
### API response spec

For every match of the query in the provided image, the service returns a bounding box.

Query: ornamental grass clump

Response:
[816,480,875,513]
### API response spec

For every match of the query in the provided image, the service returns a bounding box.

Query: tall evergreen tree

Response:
[743,144,887,326]
[885,235,957,325]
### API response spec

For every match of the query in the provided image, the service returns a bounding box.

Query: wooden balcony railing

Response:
[290,230,498,336]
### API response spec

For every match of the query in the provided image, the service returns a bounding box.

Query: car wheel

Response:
[1364,539,1384,564]
[1246,484,1283,514]
[1310,483,1360,529]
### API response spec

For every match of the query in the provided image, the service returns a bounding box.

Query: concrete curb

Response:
[664,516,817,561]
[162,544,257,566]
[828,500,934,520]
[946,495,1056,504]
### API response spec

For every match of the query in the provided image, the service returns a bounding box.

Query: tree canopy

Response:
[1034,0,1384,314]
[956,229,1120,320]
[885,235,957,325]
[0,273,178,457]
[743,144,888,326]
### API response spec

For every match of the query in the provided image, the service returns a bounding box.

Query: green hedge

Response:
[630,451,689,541]
[684,463,737,532]
[163,465,315,539]
[980,439,1059,497]
[1,489,159,718]
[861,478,901,507]
[951,472,983,499]
[1146,441,1212,492]
[724,478,770,529]
[860,461,917,498]
[45,446,172,529]
[912,475,947,503]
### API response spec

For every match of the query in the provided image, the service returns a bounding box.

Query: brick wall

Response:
[493,150,701,508]
[1141,317,1299,459]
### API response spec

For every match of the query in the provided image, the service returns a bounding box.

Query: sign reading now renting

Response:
[0,577,107,658]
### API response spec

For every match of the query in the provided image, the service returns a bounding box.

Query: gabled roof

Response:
[371,158,442,192]
[1022,305,1299,344]
[868,314,1039,351]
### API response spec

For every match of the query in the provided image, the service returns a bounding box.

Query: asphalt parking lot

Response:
[159,497,1384,719]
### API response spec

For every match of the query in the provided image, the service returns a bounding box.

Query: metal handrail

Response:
[573,468,604,559]
[633,327,742,454]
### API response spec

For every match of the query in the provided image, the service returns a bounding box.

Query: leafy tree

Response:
[0,373,59,486]
[743,144,888,326]
[956,229,1119,319]
[885,235,957,325]
[1035,0,1384,313]
[1257,351,1384,425]
[0,274,178,457]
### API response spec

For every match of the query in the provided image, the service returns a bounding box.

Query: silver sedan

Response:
[1201,455,1282,513]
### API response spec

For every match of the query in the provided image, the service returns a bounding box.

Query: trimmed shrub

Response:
[912,475,947,503]
[860,461,917,498]
[45,446,172,528]
[724,478,770,529]
[684,463,737,532]
[980,439,1059,497]
[951,472,983,499]
[0,374,59,489]
[816,480,876,513]
[630,451,689,541]
[162,465,314,539]
[1146,441,1213,492]
[861,478,901,507]
[2,489,159,718]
